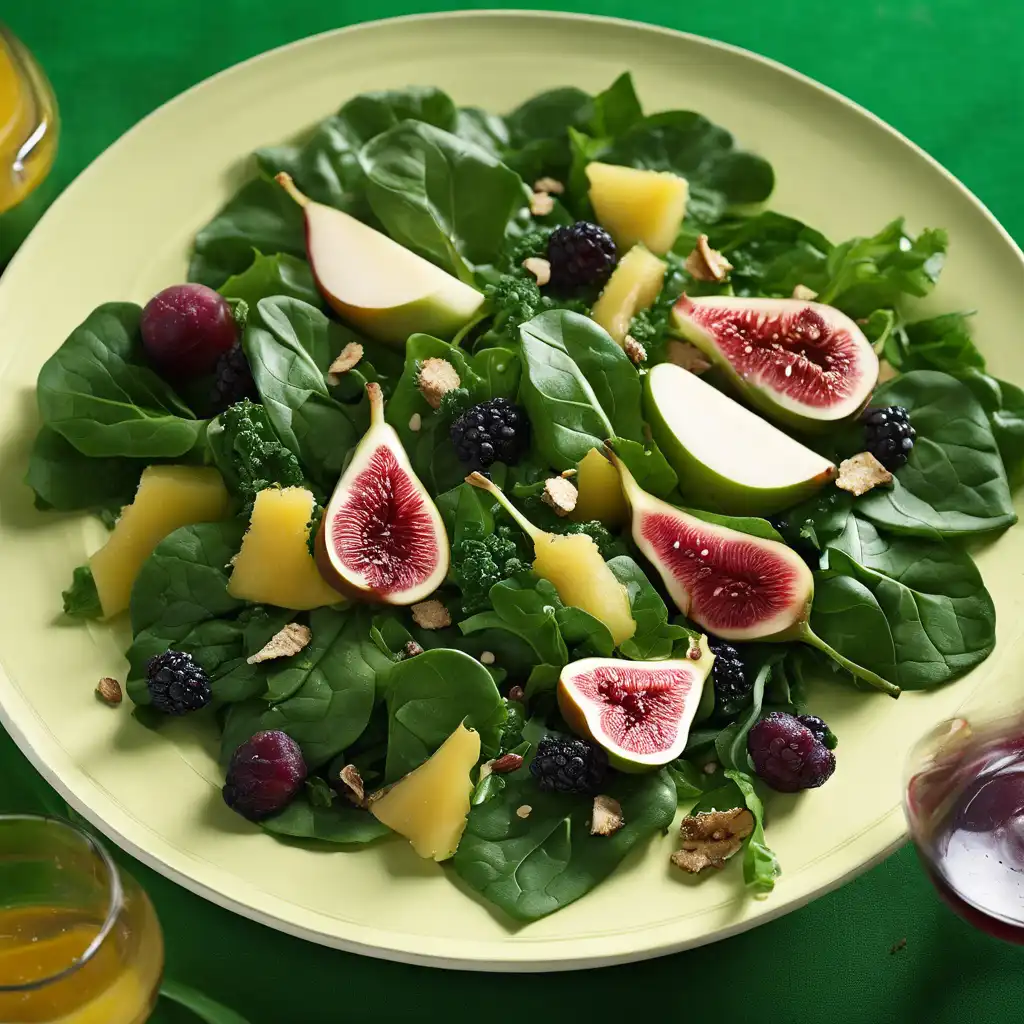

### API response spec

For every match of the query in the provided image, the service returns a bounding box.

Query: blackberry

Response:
[862,405,916,470]
[450,397,528,469]
[210,342,257,414]
[797,714,838,750]
[748,711,836,792]
[546,221,617,292]
[222,730,307,821]
[145,650,211,715]
[708,639,750,718]
[530,736,607,795]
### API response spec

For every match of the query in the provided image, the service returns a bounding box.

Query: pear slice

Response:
[645,362,836,515]
[315,383,449,605]
[276,173,484,345]
[466,472,636,646]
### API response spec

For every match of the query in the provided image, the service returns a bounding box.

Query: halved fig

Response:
[315,383,449,604]
[610,449,899,696]
[558,645,714,771]
[672,296,878,430]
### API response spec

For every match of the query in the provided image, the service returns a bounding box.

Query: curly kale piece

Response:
[552,519,628,560]
[212,398,305,508]
[452,523,528,614]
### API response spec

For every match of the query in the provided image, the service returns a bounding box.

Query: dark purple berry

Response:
[210,342,257,413]
[747,711,836,793]
[707,639,749,718]
[530,736,607,795]
[862,405,916,470]
[546,221,617,291]
[797,714,838,750]
[450,398,528,469]
[145,650,210,715]
[223,730,307,821]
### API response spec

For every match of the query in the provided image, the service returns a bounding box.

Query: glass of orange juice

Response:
[0,23,59,265]
[0,815,164,1023]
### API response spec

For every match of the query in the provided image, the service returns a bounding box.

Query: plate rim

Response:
[0,8,1019,971]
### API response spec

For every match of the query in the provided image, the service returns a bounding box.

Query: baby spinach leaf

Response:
[783,489,854,552]
[36,303,206,459]
[471,347,521,400]
[590,72,644,139]
[362,121,527,281]
[218,251,322,310]
[555,606,615,658]
[685,507,785,543]
[385,648,505,781]
[607,437,678,498]
[340,86,458,143]
[504,87,593,182]
[724,769,780,895]
[456,107,510,157]
[61,566,102,620]
[957,367,1024,480]
[884,312,984,374]
[453,758,676,921]
[607,555,689,660]
[666,758,712,801]
[519,310,617,470]
[261,793,390,845]
[856,371,1016,536]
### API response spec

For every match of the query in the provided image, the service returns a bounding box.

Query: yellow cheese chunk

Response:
[586,162,689,256]
[90,466,230,618]
[590,244,667,345]
[571,447,629,527]
[227,487,341,610]
[370,723,481,861]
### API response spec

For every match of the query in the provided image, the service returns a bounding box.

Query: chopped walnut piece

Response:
[671,807,754,873]
[590,794,625,836]
[533,176,565,195]
[835,451,893,497]
[792,283,819,301]
[522,256,551,287]
[247,623,313,665]
[326,342,364,385]
[96,677,122,706]
[623,335,647,365]
[411,599,451,630]
[416,357,461,410]
[541,476,578,516]
[666,339,712,375]
[338,764,367,808]
[684,234,733,283]
[490,752,524,774]
[529,191,555,216]
[516,804,533,819]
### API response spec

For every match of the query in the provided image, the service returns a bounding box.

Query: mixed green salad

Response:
[28,73,1024,923]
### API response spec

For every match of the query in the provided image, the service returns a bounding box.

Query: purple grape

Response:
[222,730,306,821]
[141,283,237,379]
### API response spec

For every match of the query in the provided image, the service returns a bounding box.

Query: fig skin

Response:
[314,513,376,603]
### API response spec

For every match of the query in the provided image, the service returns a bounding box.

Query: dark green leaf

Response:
[159,979,253,1024]
[471,347,521,400]
[61,565,102,620]
[261,793,390,845]
[607,555,690,660]
[589,72,644,138]
[715,648,784,771]
[724,769,780,894]
[607,436,678,498]
[218,251,322,310]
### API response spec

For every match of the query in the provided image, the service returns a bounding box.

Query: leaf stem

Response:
[799,624,901,698]
[465,472,540,541]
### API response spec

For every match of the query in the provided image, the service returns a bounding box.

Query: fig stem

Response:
[799,624,901,698]
[365,382,385,425]
[275,172,309,208]
[465,472,540,541]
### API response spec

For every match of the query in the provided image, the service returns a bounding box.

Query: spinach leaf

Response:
[555,606,615,658]
[685,507,785,543]
[362,122,527,281]
[261,793,390,845]
[884,311,983,374]
[607,437,678,498]
[25,426,144,512]
[242,297,362,488]
[957,367,1024,479]
[385,648,505,781]
[471,347,521,400]
[210,607,298,704]
[504,87,593,182]
[590,72,644,139]
[218,251,322,310]
[856,371,1016,536]
[519,310,616,470]
[453,757,676,921]
[36,303,206,459]
[666,758,712,801]
[607,555,690,660]
[339,86,458,143]
[783,489,854,552]
[455,107,510,157]
[190,177,306,288]
[62,566,102,620]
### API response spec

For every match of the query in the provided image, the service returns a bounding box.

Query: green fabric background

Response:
[3,1,1023,1020]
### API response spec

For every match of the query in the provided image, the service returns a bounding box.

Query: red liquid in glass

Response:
[911,734,1024,942]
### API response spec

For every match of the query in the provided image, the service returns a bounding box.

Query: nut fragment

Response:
[402,640,425,659]
[560,468,578,479]
[623,335,647,365]
[540,476,578,516]
[835,451,893,497]
[416,357,461,410]
[480,650,496,666]
[666,339,712,375]
[533,176,565,195]
[522,256,551,287]
[529,191,555,216]
[326,342,364,385]
[95,677,122,706]
[408,412,422,432]
[590,794,625,836]
[508,685,525,703]
[247,623,313,665]
[671,807,754,873]
[411,599,451,630]
[684,234,733,283]
[516,804,533,819]
[338,764,367,808]
[490,752,524,774]
[792,283,819,301]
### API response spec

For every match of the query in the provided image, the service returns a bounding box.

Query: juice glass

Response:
[905,712,1024,941]
[0,816,164,1023]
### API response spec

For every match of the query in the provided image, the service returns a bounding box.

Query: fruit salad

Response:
[29,74,1021,923]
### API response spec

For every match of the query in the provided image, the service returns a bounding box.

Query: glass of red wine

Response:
[905,712,1024,942]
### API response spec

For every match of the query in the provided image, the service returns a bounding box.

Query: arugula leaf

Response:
[384,648,505,781]
[261,792,390,845]
[714,648,785,771]
[724,769,780,894]
[856,371,1016,536]
[36,303,206,459]
[218,250,322,310]
[607,555,690,660]
[453,755,676,921]
[62,566,102,620]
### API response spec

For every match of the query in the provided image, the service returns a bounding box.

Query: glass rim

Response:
[0,814,124,993]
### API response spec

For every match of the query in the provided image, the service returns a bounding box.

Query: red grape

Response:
[140,283,237,379]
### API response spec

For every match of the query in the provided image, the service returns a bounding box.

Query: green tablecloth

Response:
[3,2,1023,1020]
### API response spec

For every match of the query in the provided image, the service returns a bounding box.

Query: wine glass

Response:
[0,815,164,1023]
